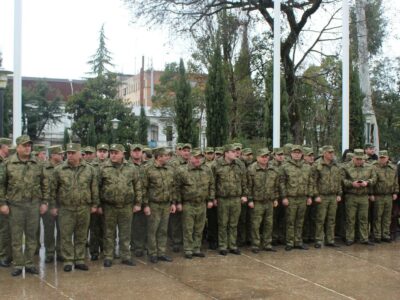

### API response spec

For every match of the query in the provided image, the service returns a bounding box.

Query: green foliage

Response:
[349,66,365,149]
[138,106,149,145]
[63,128,70,149]
[86,118,97,146]
[87,24,114,76]
[3,85,13,137]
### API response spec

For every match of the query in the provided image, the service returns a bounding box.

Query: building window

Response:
[150,124,158,142]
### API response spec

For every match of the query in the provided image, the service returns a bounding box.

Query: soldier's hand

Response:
[282,198,289,206]
[133,205,141,213]
[273,200,278,207]
[369,195,375,202]
[213,199,218,207]
[248,201,254,209]
[97,207,103,214]
[336,196,342,202]
[90,207,97,214]
[315,197,322,204]
[0,205,9,215]
[144,206,151,216]
[176,204,183,212]
[241,196,248,204]
[170,204,176,213]
[361,181,368,187]
[393,194,398,201]
[207,201,213,209]
[352,181,361,188]
[39,204,48,215]
[51,208,58,217]
[306,197,312,206]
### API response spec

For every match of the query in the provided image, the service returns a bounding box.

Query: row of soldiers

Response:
[0,136,398,277]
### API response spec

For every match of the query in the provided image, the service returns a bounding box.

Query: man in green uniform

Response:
[143,147,176,263]
[280,145,313,251]
[271,148,286,245]
[212,144,248,255]
[247,148,280,253]
[342,149,377,246]
[204,147,215,166]
[175,148,215,258]
[214,147,223,160]
[83,146,96,163]
[0,137,12,268]
[34,144,47,162]
[205,147,219,250]
[302,147,316,243]
[42,145,64,263]
[49,143,99,272]
[372,150,398,242]
[99,144,142,267]
[0,135,48,276]
[312,145,342,248]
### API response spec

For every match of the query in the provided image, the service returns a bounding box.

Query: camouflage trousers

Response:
[182,202,206,255]
[59,206,91,266]
[285,197,307,247]
[42,210,61,258]
[345,195,369,243]
[131,210,147,253]
[147,202,170,257]
[217,197,241,251]
[104,204,132,261]
[0,213,12,261]
[314,195,338,244]
[168,211,183,247]
[250,201,273,249]
[89,213,105,256]
[9,202,39,269]
[373,195,393,240]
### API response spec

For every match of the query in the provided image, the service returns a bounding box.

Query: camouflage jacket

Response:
[0,154,44,206]
[142,162,174,205]
[168,156,188,168]
[51,159,99,209]
[342,162,377,195]
[174,163,215,204]
[212,157,248,199]
[372,162,399,195]
[99,160,142,207]
[312,159,343,197]
[247,162,280,202]
[280,159,313,198]
[42,161,62,204]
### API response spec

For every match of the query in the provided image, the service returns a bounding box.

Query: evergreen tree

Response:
[86,118,97,146]
[205,45,229,147]
[87,24,114,76]
[349,66,365,149]
[138,106,149,145]
[175,59,193,143]
[63,127,70,149]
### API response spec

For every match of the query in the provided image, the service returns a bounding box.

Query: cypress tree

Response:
[138,105,149,145]
[86,119,97,146]
[349,65,365,149]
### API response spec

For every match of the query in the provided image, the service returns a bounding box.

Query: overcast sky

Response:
[0,0,399,80]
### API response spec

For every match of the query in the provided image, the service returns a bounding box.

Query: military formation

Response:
[0,136,399,277]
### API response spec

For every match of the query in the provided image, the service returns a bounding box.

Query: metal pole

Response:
[13,0,23,143]
[342,0,350,154]
[272,0,281,148]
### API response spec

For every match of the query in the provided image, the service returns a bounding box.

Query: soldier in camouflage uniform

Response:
[247,148,280,253]
[342,149,377,246]
[302,147,316,243]
[83,146,96,163]
[175,148,215,259]
[280,145,313,251]
[271,148,286,245]
[34,144,47,162]
[312,145,342,248]
[0,135,48,276]
[142,148,176,263]
[42,145,64,263]
[99,144,142,267]
[371,151,399,242]
[0,137,12,268]
[214,147,223,160]
[49,143,99,272]
[212,144,248,255]
[204,147,215,166]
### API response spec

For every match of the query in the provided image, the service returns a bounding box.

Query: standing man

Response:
[175,148,215,258]
[143,148,176,263]
[50,143,99,272]
[204,147,215,166]
[342,149,377,246]
[0,137,13,267]
[247,148,280,253]
[99,144,142,267]
[302,147,316,244]
[42,145,64,263]
[280,145,313,251]
[271,148,286,245]
[0,135,47,276]
[372,151,398,242]
[312,145,342,248]
[212,144,248,255]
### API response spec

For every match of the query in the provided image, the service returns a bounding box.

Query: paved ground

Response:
[1,240,400,300]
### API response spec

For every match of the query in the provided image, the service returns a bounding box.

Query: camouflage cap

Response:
[204,147,214,153]
[256,148,270,157]
[345,152,354,160]
[242,148,253,155]
[291,144,303,152]
[96,143,109,151]
[143,147,153,155]
[191,148,203,157]
[0,137,12,146]
[83,146,95,153]
[66,143,81,152]
[16,135,32,145]
[48,145,64,155]
[130,143,143,151]
[182,143,192,150]
[273,147,284,155]
[154,147,168,156]
[283,143,293,155]
[322,145,335,153]
[223,144,236,152]
[379,150,389,157]
[109,144,125,152]
[215,147,224,154]
[232,143,243,150]
[176,143,184,150]
[364,143,374,149]
[353,149,364,159]
[303,147,314,156]
[33,144,46,152]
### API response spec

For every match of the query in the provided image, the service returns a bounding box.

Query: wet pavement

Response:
[1,241,400,299]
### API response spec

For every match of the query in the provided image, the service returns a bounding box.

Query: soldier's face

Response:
[0,145,9,157]
[110,150,124,163]
[353,157,364,166]
[379,156,389,165]
[67,151,81,164]
[181,148,191,160]
[97,150,108,160]
[291,150,302,161]
[235,149,241,158]
[51,153,63,163]
[225,150,236,161]
[365,147,375,155]
[274,154,284,162]
[257,155,269,166]
[323,151,334,162]
[303,155,314,164]
[37,151,47,161]
[131,149,142,160]
[205,153,214,161]
[156,154,169,165]
[16,143,32,157]
[190,155,202,167]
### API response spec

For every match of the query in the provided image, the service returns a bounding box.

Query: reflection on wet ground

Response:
[1,240,400,299]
